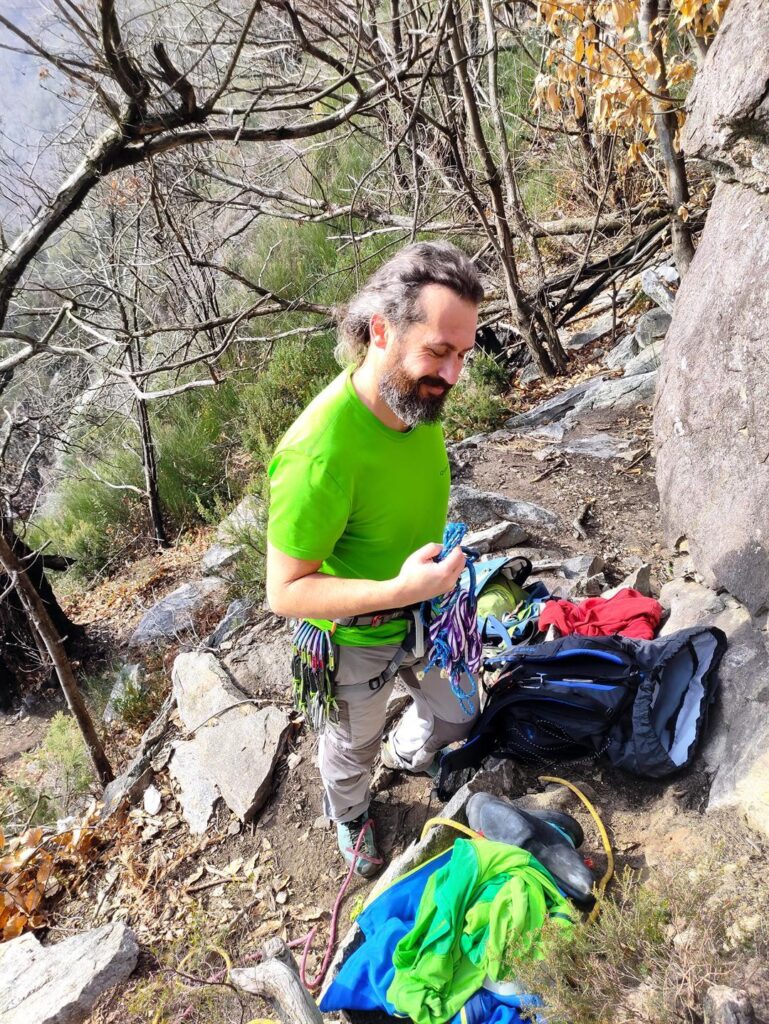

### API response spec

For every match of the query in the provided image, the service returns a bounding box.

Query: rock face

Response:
[129,577,228,647]
[172,652,291,820]
[660,578,769,837]
[0,922,138,1024]
[654,0,769,615]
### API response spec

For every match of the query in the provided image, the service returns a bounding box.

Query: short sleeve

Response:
[267,449,350,562]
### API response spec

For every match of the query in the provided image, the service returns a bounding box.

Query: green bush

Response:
[9,713,96,824]
[32,382,245,580]
[239,334,339,467]
[444,375,510,440]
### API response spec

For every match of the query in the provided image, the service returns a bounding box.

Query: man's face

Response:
[378,283,478,427]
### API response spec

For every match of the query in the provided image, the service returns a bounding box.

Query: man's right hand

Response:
[394,542,467,605]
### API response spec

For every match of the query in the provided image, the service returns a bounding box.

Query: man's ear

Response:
[369,312,394,351]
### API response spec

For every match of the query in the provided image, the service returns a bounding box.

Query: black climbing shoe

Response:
[466,792,596,908]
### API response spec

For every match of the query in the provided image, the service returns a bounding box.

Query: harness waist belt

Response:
[334,606,417,628]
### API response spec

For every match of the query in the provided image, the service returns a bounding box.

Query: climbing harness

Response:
[420,523,482,717]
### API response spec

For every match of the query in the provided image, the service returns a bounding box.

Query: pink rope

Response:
[300,818,380,992]
[173,820,379,1021]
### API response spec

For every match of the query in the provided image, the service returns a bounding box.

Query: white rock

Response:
[143,784,162,816]
[0,922,138,1024]
[172,652,291,820]
[168,741,221,833]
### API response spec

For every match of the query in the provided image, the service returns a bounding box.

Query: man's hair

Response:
[335,241,484,367]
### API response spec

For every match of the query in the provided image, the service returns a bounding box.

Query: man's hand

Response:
[394,542,466,605]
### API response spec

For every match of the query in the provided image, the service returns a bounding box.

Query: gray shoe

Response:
[336,812,382,878]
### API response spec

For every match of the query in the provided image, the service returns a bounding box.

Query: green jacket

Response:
[387,839,572,1024]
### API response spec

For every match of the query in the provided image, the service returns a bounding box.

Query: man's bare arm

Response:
[266,541,465,620]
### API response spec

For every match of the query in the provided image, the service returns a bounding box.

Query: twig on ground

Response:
[530,458,567,484]
[618,447,651,474]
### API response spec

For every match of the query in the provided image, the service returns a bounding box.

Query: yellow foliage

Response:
[533,0,730,152]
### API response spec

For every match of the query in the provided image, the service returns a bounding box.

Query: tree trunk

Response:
[639,0,696,275]
[0,532,113,786]
[136,396,169,548]
[447,4,563,376]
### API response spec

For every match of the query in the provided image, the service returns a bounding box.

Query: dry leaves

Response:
[0,812,101,941]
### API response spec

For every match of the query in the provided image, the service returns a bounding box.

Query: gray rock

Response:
[604,334,639,370]
[655,0,769,613]
[704,986,755,1024]
[215,494,263,544]
[100,694,175,817]
[635,308,671,348]
[561,554,605,579]
[207,598,253,649]
[654,184,769,615]
[660,579,769,838]
[682,0,769,193]
[0,922,139,1024]
[103,664,144,724]
[603,563,652,598]
[641,268,678,314]
[201,542,240,575]
[506,376,604,430]
[169,740,221,833]
[567,311,615,350]
[463,521,530,553]
[448,484,559,531]
[518,362,541,386]
[623,342,663,377]
[128,577,228,648]
[566,370,657,421]
[577,572,607,596]
[172,652,291,820]
[201,495,264,576]
[143,784,162,816]
[543,432,635,461]
[523,422,566,443]
[223,627,293,699]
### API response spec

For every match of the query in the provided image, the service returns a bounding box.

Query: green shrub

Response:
[18,713,94,822]
[240,334,339,467]
[468,351,509,393]
[505,856,768,1024]
[443,375,510,440]
[32,382,246,581]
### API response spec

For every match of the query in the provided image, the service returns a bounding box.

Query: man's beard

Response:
[378,363,451,427]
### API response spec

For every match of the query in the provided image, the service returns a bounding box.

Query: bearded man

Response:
[266,242,483,876]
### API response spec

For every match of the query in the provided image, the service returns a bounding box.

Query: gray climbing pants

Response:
[318,643,480,823]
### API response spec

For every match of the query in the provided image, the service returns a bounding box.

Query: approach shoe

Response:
[466,791,595,909]
[336,811,383,879]
[380,735,443,779]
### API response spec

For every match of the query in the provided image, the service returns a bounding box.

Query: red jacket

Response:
[538,588,663,640]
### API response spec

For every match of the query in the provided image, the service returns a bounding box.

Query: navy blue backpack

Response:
[437,626,727,799]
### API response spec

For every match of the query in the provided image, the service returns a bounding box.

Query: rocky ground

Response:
[1,274,768,1024]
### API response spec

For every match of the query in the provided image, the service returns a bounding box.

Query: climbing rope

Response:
[420,523,482,716]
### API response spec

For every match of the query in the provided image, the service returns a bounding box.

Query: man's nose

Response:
[439,357,462,386]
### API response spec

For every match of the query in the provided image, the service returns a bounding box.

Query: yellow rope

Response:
[538,775,614,923]
[420,816,482,842]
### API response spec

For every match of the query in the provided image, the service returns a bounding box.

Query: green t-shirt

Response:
[267,367,450,645]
